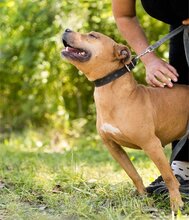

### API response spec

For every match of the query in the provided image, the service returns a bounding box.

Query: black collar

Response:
[93,58,137,87]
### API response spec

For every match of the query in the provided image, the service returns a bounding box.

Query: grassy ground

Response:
[0,127,188,220]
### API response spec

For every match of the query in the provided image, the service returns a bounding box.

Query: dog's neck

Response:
[77,61,125,82]
[75,60,137,93]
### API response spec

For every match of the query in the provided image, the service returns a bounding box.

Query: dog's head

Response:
[62,29,131,81]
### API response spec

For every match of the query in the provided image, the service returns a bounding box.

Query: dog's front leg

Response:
[103,140,146,195]
[142,136,184,212]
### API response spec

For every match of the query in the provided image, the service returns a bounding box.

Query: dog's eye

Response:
[89,33,98,39]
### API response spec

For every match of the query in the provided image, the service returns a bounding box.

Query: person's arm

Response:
[112,0,178,87]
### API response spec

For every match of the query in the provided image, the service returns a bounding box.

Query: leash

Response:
[93,24,187,87]
[137,24,189,163]
[133,24,186,63]
[183,25,189,66]
[170,123,189,163]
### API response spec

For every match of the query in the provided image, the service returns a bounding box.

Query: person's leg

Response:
[169,29,189,161]
[140,0,189,195]
[170,25,189,160]
[169,24,189,184]
[146,26,189,195]
[169,24,189,162]
[169,25,189,159]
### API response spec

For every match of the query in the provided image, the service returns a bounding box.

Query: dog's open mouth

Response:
[62,39,91,62]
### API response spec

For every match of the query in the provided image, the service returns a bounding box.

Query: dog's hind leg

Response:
[142,136,184,211]
[103,140,146,194]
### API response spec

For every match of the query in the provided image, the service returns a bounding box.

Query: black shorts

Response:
[141,0,188,25]
[141,0,189,83]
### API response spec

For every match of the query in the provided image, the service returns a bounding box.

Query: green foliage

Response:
[0,0,168,130]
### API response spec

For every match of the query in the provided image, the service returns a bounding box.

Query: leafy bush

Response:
[0,0,168,131]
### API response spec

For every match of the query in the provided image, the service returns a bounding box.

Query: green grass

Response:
[0,127,188,220]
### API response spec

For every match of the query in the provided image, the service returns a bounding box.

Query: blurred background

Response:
[0,2,174,218]
[0,0,169,136]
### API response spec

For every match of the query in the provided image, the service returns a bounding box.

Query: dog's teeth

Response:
[65,47,69,51]
[81,52,85,55]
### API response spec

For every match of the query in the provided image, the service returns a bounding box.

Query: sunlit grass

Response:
[0,128,188,219]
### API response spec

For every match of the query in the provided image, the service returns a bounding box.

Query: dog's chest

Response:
[99,122,125,144]
[99,122,140,149]
[100,123,121,135]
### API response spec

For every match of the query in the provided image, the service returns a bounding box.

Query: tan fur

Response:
[62,30,189,211]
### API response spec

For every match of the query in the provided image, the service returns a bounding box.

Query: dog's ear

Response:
[113,44,131,64]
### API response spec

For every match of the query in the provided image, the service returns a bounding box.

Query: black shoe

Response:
[146,176,165,195]
[176,175,189,195]
[146,175,189,196]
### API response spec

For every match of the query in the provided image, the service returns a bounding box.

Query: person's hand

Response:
[145,57,179,88]
[182,18,189,25]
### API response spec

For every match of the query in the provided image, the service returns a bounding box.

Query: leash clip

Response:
[130,59,136,68]
[124,64,131,72]
[124,58,136,72]
[146,46,154,53]
[134,46,154,61]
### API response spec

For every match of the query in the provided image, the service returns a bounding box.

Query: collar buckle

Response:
[124,58,136,72]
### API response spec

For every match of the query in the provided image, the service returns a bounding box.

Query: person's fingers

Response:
[153,71,173,87]
[146,73,165,88]
[151,76,165,87]
[182,18,189,25]
[166,63,179,77]
[145,58,179,88]
[155,64,178,86]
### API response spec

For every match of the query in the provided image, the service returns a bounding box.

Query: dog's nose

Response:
[65,28,72,33]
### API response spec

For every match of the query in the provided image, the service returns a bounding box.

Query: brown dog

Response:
[62,29,189,211]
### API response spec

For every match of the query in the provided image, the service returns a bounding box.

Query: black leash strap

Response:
[183,25,189,66]
[170,123,189,163]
